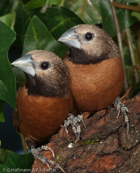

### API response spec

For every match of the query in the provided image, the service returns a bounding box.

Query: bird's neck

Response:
[68,47,109,65]
[25,74,69,98]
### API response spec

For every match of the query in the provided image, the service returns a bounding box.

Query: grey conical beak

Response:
[11,54,35,77]
[58,28,81,49]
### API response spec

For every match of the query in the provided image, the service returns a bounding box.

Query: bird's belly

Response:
[64,58,124,112]
[17,85,73,145]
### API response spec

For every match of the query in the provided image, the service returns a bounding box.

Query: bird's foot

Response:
[62,113,86,143]
[31,145,65,172]
[113,97,130,134]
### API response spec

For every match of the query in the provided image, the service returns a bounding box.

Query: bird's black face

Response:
[67,28,109,64]
[25,60,52,94]
[26,51,70,98]
[12,50,70,98]
[58,24,119,65]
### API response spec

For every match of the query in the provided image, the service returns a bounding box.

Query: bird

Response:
[58,24,129,135]
[11,50,73,171]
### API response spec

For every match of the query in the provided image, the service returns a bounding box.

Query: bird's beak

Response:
[11,54,35,77]
[58,28,81,49]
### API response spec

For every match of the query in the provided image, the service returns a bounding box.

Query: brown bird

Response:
[58,24,129,134]
[12,50,73,171]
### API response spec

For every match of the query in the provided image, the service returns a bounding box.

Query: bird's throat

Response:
[25,74,69,98]
[68,47,110,65]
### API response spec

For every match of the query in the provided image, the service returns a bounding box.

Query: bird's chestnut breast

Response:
[64,57,124,111]
[16,85,73,145]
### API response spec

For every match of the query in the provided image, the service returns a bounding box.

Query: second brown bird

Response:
[58,24,124,112]
[12,50,73,148]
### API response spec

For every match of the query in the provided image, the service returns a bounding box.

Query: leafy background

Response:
[0,0,140,172]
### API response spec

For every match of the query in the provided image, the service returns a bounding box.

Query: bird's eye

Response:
[40,61,50,70]
[85,32,93,41]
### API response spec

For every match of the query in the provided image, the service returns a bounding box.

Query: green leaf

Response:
[116,2,137,29]
[63,0,102,25]
[0,13,15,30]
[0,148,34,173]
[24,0,61,9]
[0,0,16,16]
[24,0,47,10]
[100,0,115,37]
[0,148,12,163]
[12,67,26,89]
[0,21,16,109]
[100,0,136,37]
[37,6,84,40]
[14,2,34,48]
[23,15,68,57]
[46,0,61,5]
[0,100,5,122]
[132,11,140,21]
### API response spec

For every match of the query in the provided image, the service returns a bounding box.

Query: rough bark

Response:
[32,93,140,173]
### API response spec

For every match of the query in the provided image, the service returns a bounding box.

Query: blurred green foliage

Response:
[0,148,34,173]
[0,0,140,170]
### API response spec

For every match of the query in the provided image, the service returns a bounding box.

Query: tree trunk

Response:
[32,93,140,173]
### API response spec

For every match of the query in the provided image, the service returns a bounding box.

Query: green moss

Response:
[80,139,99,145]
[56,147,63,164]
[55,139,99,163]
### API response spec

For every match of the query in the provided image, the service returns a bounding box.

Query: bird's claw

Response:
[114,97,130,134]
[62,113,86,143]
[39,145,55,157]
[31,145,65,172]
